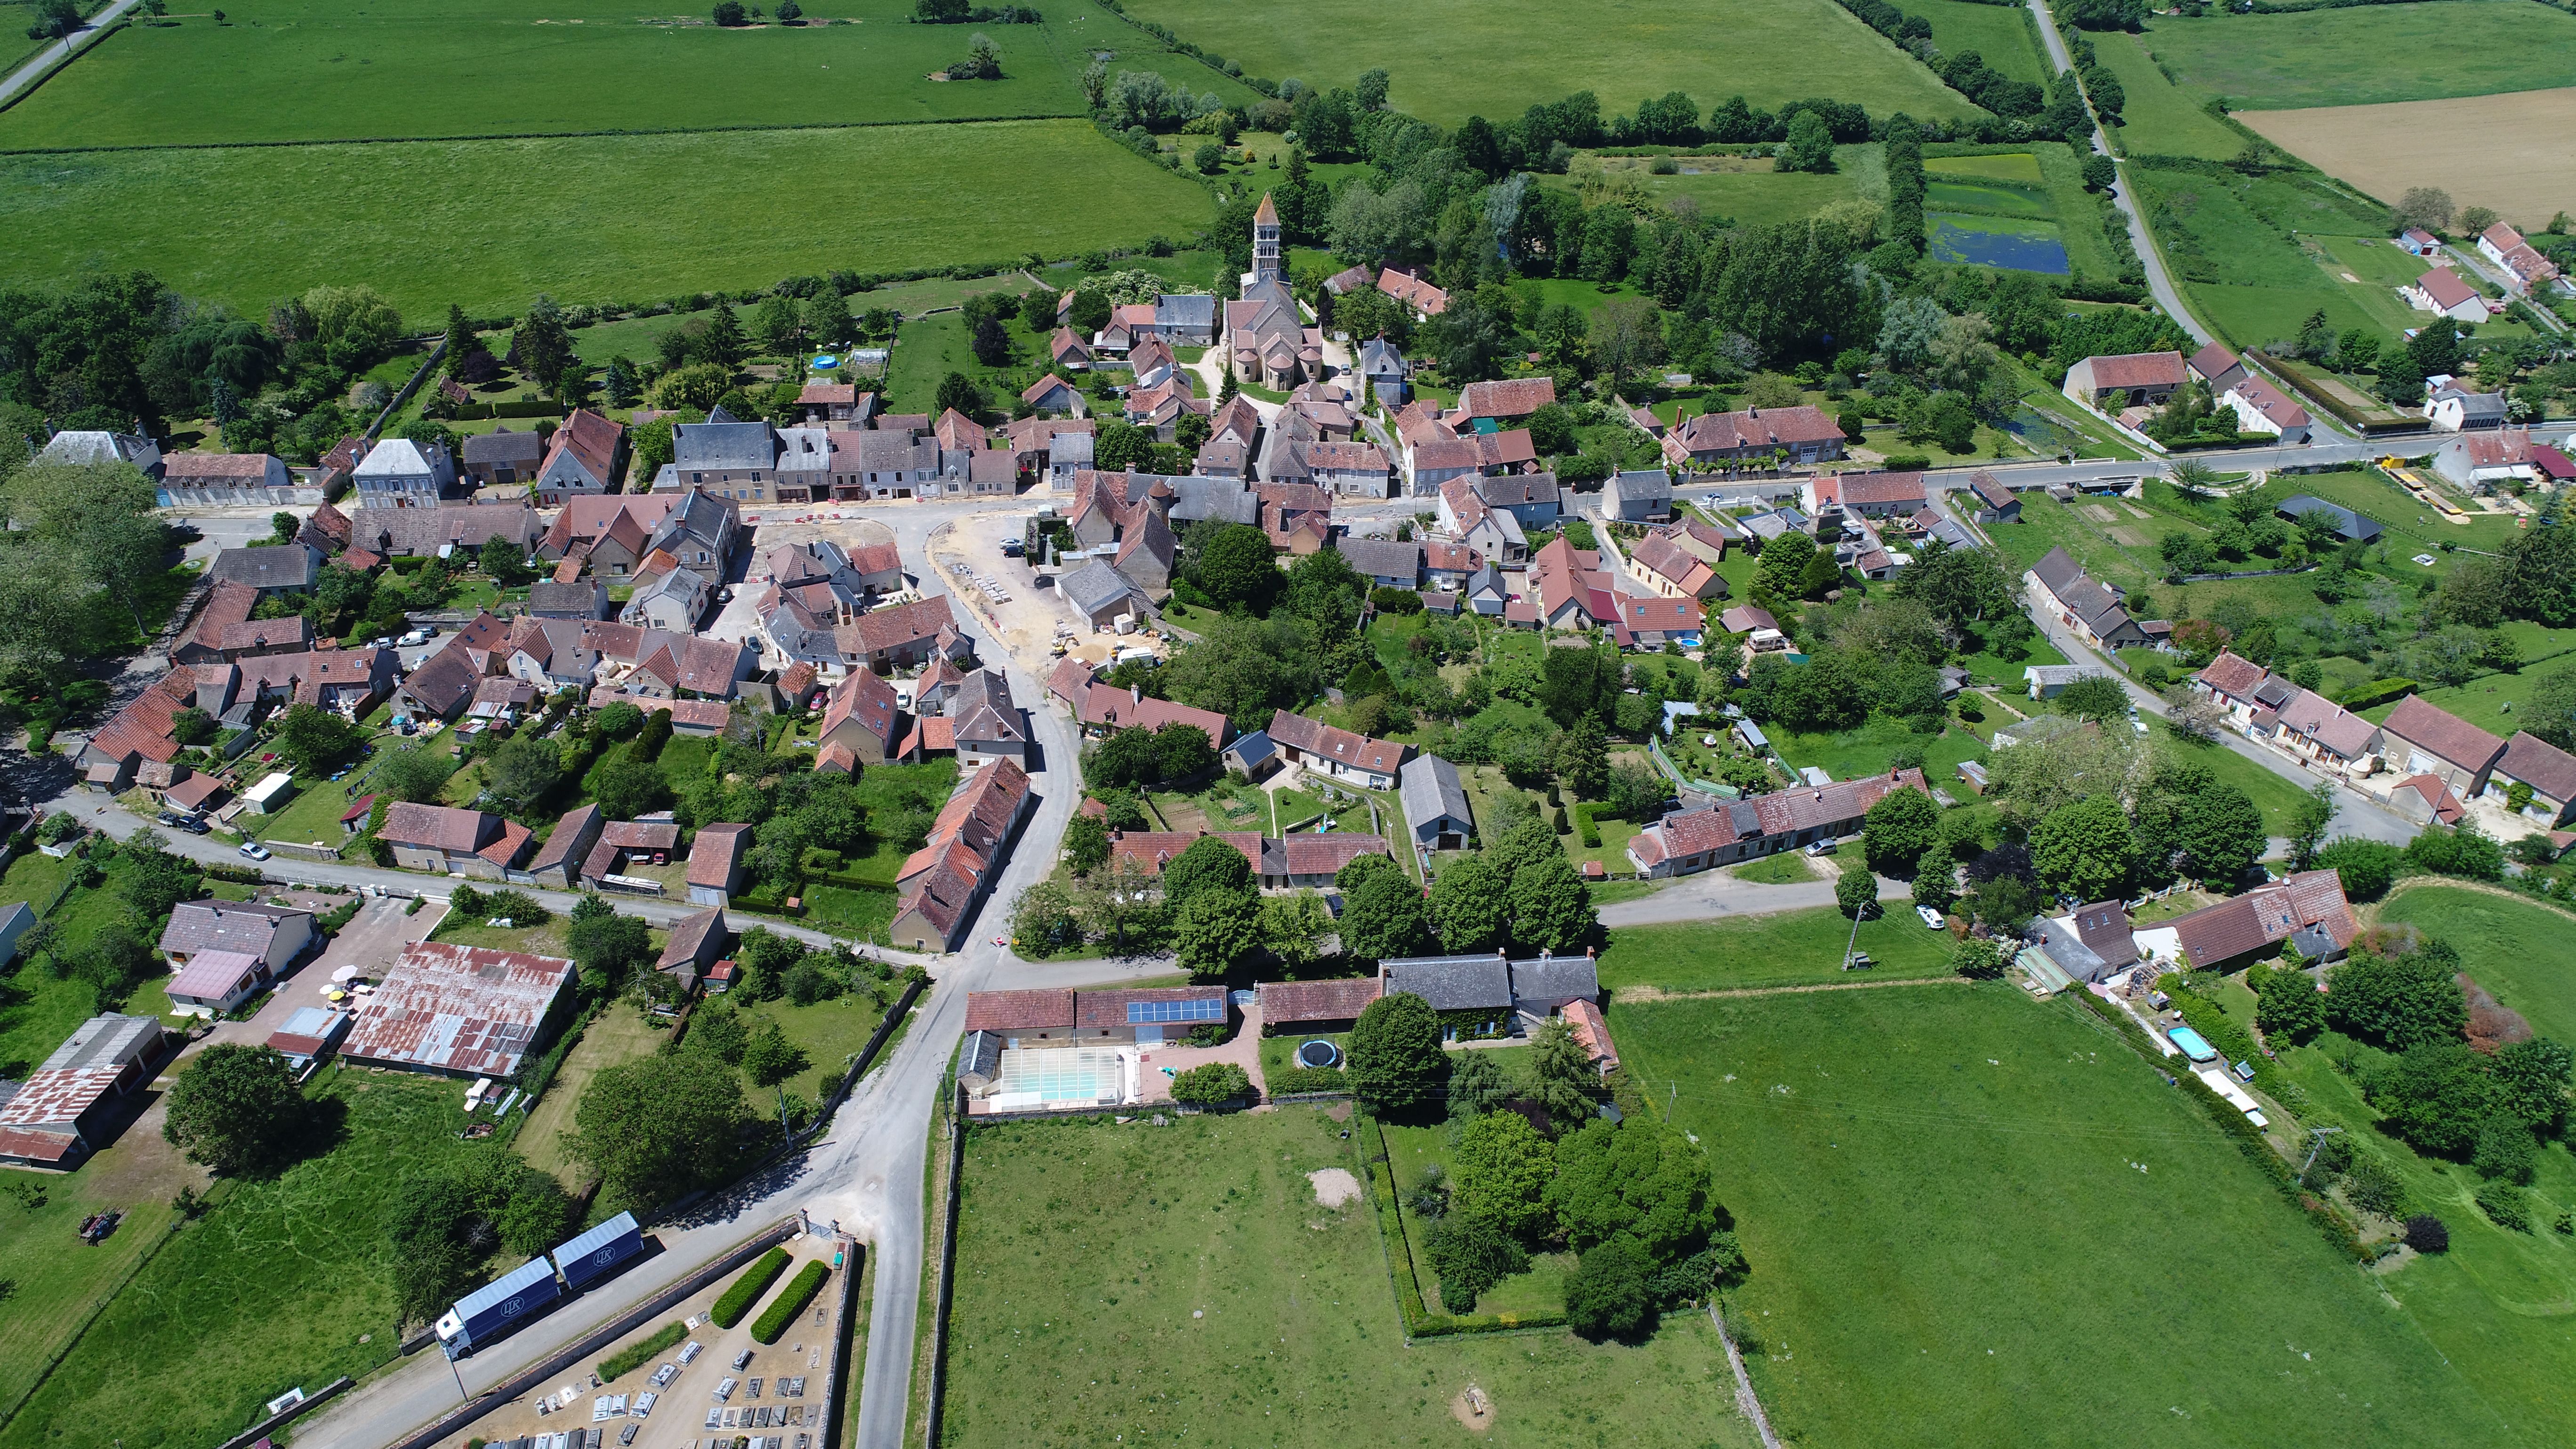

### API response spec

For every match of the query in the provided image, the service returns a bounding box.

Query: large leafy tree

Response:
[1423,1212,1529,1314]
[2326,939,2470,1050]
[1,457,168,639]
[1564,1233,1657,1341]
[1525,1017,1601,1128]
[1545,1119,1716,1256]
[1337,853,1431,963]
[274,702,365,774]
[1860,786,1939,878]
[483,732,564,816]
[1162,836,1252,915]
[1508,851,1594,953]
[162,1043,303,1177]
[1348,990,1447,1117]
[1172,886,1261,976]
[563,1050,749,1211]
[1428,854,1508,952]
[1193,523,1282,612]
[2029,793,2133,903]
[1451,1109,1556,1241]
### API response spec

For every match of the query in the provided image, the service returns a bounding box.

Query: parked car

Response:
[397,628,433,646]
[238,841,271,861]
[1803,840,1836,857]
[1916,905,1946,929]
[169,815,210,836]
[1000,539,1025,557]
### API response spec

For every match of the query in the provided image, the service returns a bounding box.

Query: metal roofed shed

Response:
[243,772,297,814]
[436,1253,564,1354]
[550,1210,644,1291]
[339,942,578,1078]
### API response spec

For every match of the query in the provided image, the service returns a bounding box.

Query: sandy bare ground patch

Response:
[1306,1167,1361,1207]
[1451,1385,1497,1433]
[2238,88,2576,220]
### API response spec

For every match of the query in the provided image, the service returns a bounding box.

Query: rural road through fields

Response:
[0,0,140,108]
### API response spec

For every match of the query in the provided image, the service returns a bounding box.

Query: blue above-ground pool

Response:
[811,354,839,370]
[2166,1025,2219,1063]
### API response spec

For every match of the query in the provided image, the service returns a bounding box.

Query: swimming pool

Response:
[992,1047,1124,1105]
[2166,1025,2219,1063]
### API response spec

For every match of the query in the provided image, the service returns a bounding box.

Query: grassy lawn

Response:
[1122,0,1971,125]
[0,1163,180,1427]
[2137,2,2576,110]
[797,883,898,943]
[1599,904,1958,995]
[0,1071,536,1449]
[1618,986,2516,1448]
[0,851,70,911]
[739,988,892,1104]
[432,909,580,960]
[1256,1028,1351,1082]
[1765,716,1982,785]
[1381,1117,1573,1320]
[2147,719,2317,836]
[1727,851,1817,886]
[0,119,1215,318]
[941,1109,1762,1449]
[518,1001,662,1184]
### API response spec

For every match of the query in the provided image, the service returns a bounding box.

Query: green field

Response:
[2137,2,2576,111]
[1547,144,1882,228]
[0,0,1247,148]
[1118,0,1976,127]
[1599,904,1960,995]
[0,119,1213,318]
[1911,0,2050,86]
[1620,987,2518,1447]
[0,1071,522,1449]
[2093,30,2244,160]
[941,1109,1762,1449]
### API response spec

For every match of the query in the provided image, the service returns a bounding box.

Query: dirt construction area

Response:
[2238,87,2576,219]
[926,511,1175,678]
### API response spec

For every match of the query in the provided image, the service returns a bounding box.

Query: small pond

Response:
[1926,215,2070,275]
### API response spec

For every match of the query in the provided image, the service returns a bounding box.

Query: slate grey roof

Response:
[1338,537,1422,582]
[209,545,318,591]
[158,899,310,958]
[1223,729,1275,771]
[1357,336,1408,378]
[462,427,544,466]
[1127,473,1259,527]
[1508,954,1599,1007]
[2277,495,2383,542]
[1611,469,1673,505]
[1155,293,1216,333]
[2035,916,2112,983]
[673,406,779,471]
[1399,754,1472,835]
[526,580,607,619]
[1383,955,1513,1011]
[958,1030,1003,1084]
[1060,559,1143,619]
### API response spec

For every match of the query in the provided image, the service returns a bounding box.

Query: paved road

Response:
[281,529,1167,1449]
[2440,242,2569,336]
[0,0,139,108]
[1599,867,1908,927]
[2025,591,2418,846]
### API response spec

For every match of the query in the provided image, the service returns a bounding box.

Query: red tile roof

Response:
[1266,710,1409,776]
[687,822,751,888]
[2414,267,2479,311]
[966,989,1076,1033]
[2499,731,2576,803]
[2080,351,2187,389]
[1458,377,1556,420]
[1280,832,1391,877]
[2381,694,2506,773]
[1256,976,1385,1025]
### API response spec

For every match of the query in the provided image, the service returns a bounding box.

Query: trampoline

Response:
[1296,1039,1341,1069]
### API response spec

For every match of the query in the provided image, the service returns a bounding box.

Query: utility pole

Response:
[2299,1126,2344,1180]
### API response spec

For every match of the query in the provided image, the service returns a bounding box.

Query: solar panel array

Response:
[1127,997,1225,1023]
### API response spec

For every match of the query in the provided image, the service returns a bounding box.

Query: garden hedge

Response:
[710,1247,790,1328]
[749,1260,831,1344]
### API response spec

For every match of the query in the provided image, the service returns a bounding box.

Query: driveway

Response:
[1133,998,1268,1100]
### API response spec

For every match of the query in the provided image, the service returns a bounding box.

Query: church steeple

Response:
[1252,193,1282,283]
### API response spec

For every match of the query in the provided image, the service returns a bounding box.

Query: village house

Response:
[1457,377,1555,428]
[1625,531,1723,600]
[2064,351,2186,411]
[2378,694,2508,798]
[1661,403,1846,470]
[1376,266,1449,320]
[532,408,628,504]
[2130,870,2357,972]
[2477,222,2562,296]
[1966,470,2020,523]
[1338,536,1423,589]
[2027,547,2152,650]
[351,436,456,506]
[2487,731,2576,827]
[2405,268,2489,324]
[1266,709,1412,789]
[461,426,545,489]
[378,802,533,879]
[2218,372,2311,444]
[2425,385,2509,433]
[1399,754,1474,850]
[209,543,322,598]
[1804,470,1927,520]
[816,667,902,767]
[157,451,316,507]
[2432,430,2576,493]
[889,758,1034,951]
[172,580,311,666]
[1628,770,1932,877]
[1603,468,1674,523]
